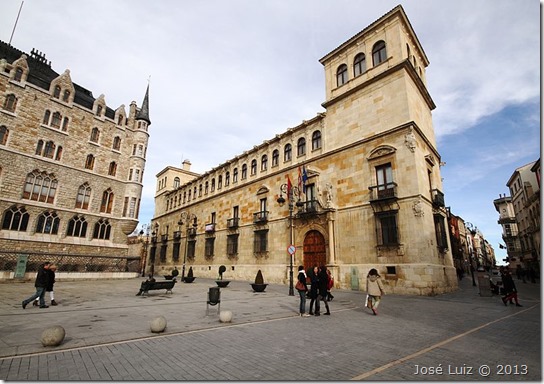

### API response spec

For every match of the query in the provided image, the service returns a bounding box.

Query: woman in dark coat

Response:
[308,266,320,316]
[501,266,522,307]
[317,266,331,315]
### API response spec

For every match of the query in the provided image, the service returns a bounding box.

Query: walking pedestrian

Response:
[366,268,385,315]
[308,266,320,316]
[22,262,51,309]
[500,266,522,307]
[326,268,335,301]
[318,266,331,315]
[34,264,57,306]
[296,265,310,316]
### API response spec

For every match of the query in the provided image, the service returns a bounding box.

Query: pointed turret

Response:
[135,84,151,125]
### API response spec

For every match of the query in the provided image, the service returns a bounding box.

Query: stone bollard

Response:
[219,310,233,323]
[41,325,65,347]
[150,316,167,333]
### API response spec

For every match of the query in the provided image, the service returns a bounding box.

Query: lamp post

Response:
[138,224,150,277]
[277,182,302,296]
[179,211,197,281]
[466,222,477,286]
[149,223,159,277]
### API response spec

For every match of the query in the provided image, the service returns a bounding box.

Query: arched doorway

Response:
[303,230,326,272]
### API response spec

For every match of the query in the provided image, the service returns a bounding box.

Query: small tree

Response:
[255,270,264,285]
[218,265,227,280]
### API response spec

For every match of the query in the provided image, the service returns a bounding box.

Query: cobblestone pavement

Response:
[0,275,540,381]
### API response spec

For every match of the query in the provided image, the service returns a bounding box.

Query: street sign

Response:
[287,245,296,255]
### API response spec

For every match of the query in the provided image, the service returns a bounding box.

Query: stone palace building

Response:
[0,40,149,278]
[149,5,457,295]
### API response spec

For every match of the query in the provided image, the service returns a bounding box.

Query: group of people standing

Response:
[22,261,57,309]
[296,265,385,316]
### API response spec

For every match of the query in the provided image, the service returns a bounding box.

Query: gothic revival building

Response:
[0,41,149,277]
[150,5,457,295]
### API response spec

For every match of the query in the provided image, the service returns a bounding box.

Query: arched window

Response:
[100,188,114,213]
[53,85,61,99]
[233,168,238,183]
[85,154,95,170]
[14,67,23,82]
[174,177,180,188]
[372,40,387,66]
[312,130,322,150]
[55,146,63,161]
[205,181,209,194]
[66,215,87,238]
[36,211,60,234]
[354,53,366,77]
[336,64,348,87]
[261,155,268,171]
[272,149,279,167]
[297,138,306,156]
[51,112,61,128]
[225,171,230,186]
[43,110,51,125]
[113,136,121,150]
[22,170,57,203]
[199,184,203,197]
[62,90,70,102]
[44,141,55,158]
[90,127,100,143]
[96,105,103,117]
[284,144,292,162]
[62,117,69,131]
[1,205,29,231]
[108,161,117,176]
[0,125,9,145]
[117,115,124,125]
[3,94,17,112]
[241,164,248,179]
[93,219,111,240]
[211,178,215,192]
[76,183,91,209]
[251,159,257,175]
[35,140,44,155]
[218,175,223,189]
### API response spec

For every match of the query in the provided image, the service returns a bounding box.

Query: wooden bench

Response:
[141,280,176,296]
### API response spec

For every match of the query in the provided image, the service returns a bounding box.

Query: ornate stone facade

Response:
[0,41,149,269]
[149,6,457,295]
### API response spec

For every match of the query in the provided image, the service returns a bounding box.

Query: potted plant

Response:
[183,266,195,283]
[216,265,230,287]
[250,269,268,292]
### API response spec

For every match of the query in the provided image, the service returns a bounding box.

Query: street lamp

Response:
[179,211,197,281]
[149,223,159,277]
[277,182,302,296]
[138,224,150,277]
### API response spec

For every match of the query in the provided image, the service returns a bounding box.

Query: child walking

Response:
[366,268,385,315]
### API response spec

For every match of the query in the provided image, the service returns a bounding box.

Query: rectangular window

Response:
[376,211,398,246]
[205,238,214,258]
[160,244,167,262]
[172,242,180,261]
[434,213,448,251]
[227,234,239,256]
[254,230,268,253]
[187,240,196,259]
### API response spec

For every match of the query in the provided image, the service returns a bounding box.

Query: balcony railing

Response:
[253,211,269,224]
[297,200,319,216]
[368,182,398,202]
[227,217,240,228]
[187,227,197,237]
[161,234,169,242]
[205,223,216,233]
[431,188,445,207]
[173,231,181,240]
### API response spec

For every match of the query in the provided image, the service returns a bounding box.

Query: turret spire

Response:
[135,83,151,125]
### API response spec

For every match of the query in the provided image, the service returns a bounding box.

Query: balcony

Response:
[368,182,398,202]
[205,223,216,233]
[227,217,240,229]
[297,200,318,217]
[161,234,169,242]
[431,188,445,207]
[173,231,181,240]
[187,227,197,237]
[253,211,269,224]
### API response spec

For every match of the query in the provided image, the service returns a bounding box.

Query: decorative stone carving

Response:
[412,200,424,217]
[367,145,396,160]
[405,128,416,152]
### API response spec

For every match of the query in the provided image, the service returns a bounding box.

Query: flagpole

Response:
[9,1,24,45]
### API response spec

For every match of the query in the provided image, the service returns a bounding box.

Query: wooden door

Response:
[303,230,326,272]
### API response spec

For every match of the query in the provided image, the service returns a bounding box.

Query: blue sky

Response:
[0,0,540,263]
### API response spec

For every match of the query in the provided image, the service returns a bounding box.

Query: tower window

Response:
[336,64,348,87]
[372,40,387,66]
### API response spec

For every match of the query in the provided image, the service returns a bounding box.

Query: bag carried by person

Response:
[295,280,306,291]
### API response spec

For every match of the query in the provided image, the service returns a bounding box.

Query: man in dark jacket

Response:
[318,266,331,315]
[22,262,51,309]
[501,266,522,307]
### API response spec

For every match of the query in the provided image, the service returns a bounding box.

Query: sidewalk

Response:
[0,275,540,380]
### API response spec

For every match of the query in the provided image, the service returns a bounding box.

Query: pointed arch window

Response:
[354,53,366,77]
[66,215,87,238]
[43,110,51,125]
[372,40,387,66]
[14,67,23,82]
[35,140,44,155]
[93,219,112,240]
[100,188,114,213]
[44,141,55,158]
[113,136,121,150]
[23,170,57,203]
[51,112,62,128]
[108,161,117,176]
[85,154,95,170]
[336,64,348,87]
[76,183,91,209]
[36,211,60,234]
[53,85,61,99]
[0,125,9,145]
[62,90,70,102]
[2,205,29,231]
[96,105,103,117]
[90,127,100,143]
[62,117,69,131]
[4,94,17,112]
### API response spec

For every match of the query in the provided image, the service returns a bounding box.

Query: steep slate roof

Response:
[135,84,151,124]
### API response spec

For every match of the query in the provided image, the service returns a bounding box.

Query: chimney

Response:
[182,160,191,171]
